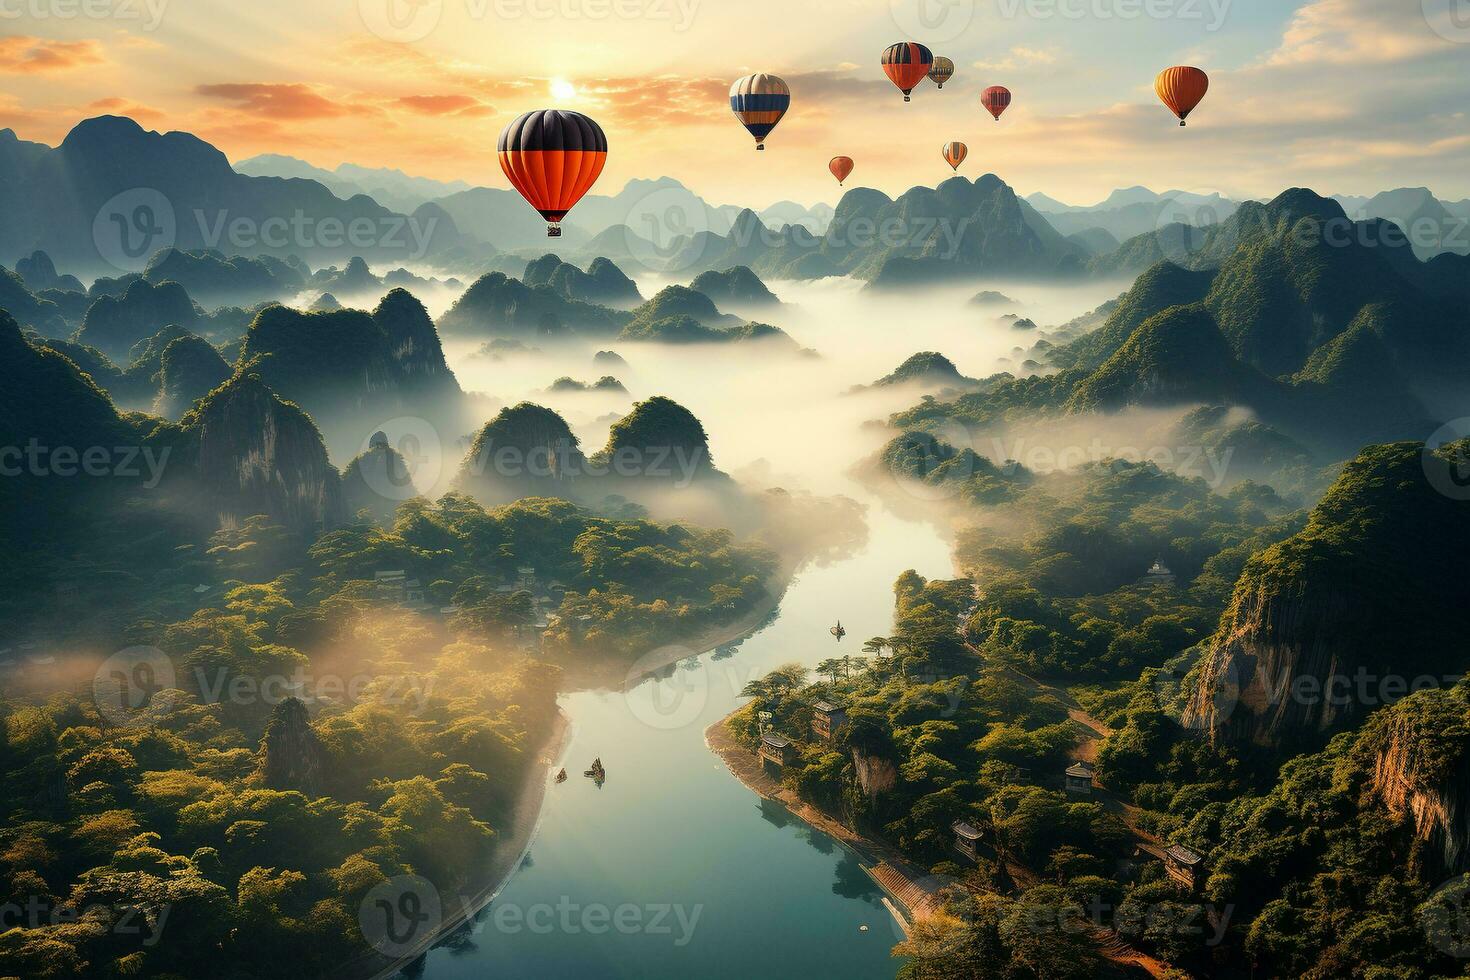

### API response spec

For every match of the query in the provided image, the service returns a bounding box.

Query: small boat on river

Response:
[830,621,846,640]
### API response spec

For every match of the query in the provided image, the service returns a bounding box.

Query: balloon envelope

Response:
[730,73,790,149]
[498,109,607,236]
[942,141,968,171]
[981,85,1012,121]
[928,56,954,89]
[829,156,854,185]
[882,42,933,101]
[1155,66,1209,125]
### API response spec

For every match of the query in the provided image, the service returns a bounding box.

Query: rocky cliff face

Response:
[1183,442,1470,746]
[152,335,231,418]
[243,289,458,406]
[256,697,326,794]
[176,371,343,533]
[454,402,585,505]
[341,434,416,522]
[851,749,898,800]
[1362,688,1470,874]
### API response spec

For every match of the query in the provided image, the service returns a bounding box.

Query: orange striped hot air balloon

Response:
[1155,66,1209,126]
[829,156,854,186]
[981,85,1012,122]
[730,73,790,150]
[498,109,607,237]
[942,141,968,172]
[882,41,933,102]
[928,56,954,89]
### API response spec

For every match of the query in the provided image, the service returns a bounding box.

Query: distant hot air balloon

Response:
[730,73,790,150]
[981,85,1012,122]
[942,141,968,172]
[881,42,933,102]
[498,109,607,238]
[1155,66,1209,126]
[829,156,854,186]
[928,56,954,89]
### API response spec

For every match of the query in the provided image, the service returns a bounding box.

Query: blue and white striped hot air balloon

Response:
[730,73,790,151]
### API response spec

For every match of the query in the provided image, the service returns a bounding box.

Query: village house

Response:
[759,732,793,774]
[811,699,848,744]
[951,820,983,863]
[1065,761,1095,797]
[1163,844,1204,891]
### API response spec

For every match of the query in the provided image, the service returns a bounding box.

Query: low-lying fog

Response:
[435,275,1133,498]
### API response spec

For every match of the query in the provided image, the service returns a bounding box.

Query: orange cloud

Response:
[0,36,105,74]
[87,98,165,125]
[195,82,369,119]
[577,74,728,128]
[394,94,493,117]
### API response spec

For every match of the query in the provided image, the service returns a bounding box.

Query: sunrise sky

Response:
[3,0,1469,209]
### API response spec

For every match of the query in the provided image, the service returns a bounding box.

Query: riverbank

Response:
[559,556,797,692]
[704,709,943,929]
[365,706,571,980]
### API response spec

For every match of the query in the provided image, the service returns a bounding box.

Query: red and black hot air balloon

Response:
[498,109,607,237]
[829,156,854,186]
[1155,66,1209,126]
[981,85,1012,122]
[881,41,933,102]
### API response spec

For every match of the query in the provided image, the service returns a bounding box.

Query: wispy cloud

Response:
[393,94,494,117]
[973,46,1060,73]
[0,37,106,74]
[195,82,371,120]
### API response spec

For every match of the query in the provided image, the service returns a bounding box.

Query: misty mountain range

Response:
[4,115,1469,288]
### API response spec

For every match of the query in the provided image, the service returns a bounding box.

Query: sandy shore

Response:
[704,708,942,925]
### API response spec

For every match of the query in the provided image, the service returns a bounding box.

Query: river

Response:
[404,275,1120,979]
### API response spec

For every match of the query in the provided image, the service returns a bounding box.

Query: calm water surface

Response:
[402,275,1118,979]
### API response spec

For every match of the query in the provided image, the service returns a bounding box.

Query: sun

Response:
[550,79,576,101]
